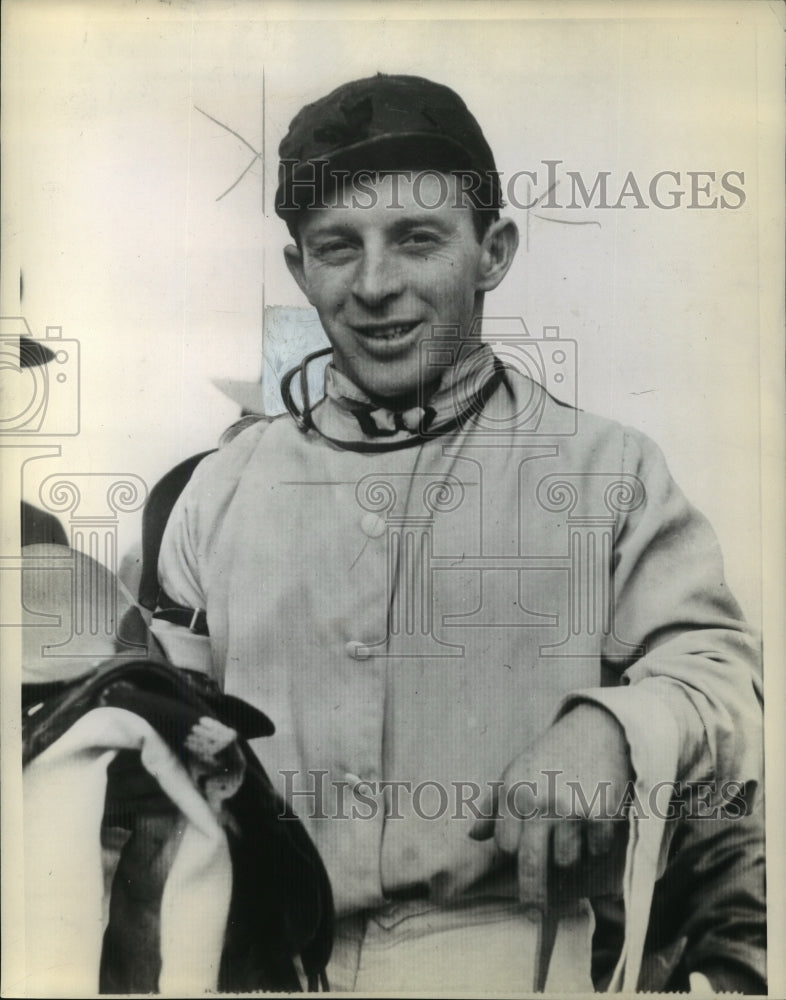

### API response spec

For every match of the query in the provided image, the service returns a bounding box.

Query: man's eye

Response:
[313,240,357,261]
[403,231,439,246]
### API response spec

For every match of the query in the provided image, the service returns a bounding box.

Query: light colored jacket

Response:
[159,364,762,922]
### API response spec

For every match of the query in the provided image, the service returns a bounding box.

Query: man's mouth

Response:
[353,321,419,342]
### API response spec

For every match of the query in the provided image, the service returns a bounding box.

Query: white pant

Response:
[326,897,595,994]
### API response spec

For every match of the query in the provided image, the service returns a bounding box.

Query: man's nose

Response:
[351,248,404,308]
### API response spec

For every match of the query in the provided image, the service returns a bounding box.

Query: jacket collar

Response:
[321,341,499,443]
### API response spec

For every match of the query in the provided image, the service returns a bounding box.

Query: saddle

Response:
[21,538,333,994]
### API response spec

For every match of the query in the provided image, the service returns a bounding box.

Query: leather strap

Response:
[153,591,209,636]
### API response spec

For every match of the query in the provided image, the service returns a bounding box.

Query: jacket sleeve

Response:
[156,420,270,670]
[559,427,763,807]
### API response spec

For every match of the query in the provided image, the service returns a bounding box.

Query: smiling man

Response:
[156,75,763,992]
[282,170,516,407]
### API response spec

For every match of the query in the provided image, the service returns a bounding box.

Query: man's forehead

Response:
[298,171,476,233]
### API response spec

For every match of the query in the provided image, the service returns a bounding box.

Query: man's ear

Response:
[284,243,311,302]
[476,218,519,293]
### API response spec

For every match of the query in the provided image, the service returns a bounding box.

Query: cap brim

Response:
[277,132,500,213]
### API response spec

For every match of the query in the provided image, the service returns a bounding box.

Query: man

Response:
[155,74,762,992]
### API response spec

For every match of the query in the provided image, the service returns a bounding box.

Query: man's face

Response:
[285,173,515,404]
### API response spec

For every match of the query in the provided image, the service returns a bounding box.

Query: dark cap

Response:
[275,73,502,216]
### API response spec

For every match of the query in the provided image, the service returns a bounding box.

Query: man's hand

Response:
[470,703,634,908]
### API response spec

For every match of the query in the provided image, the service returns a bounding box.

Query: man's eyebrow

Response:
[388,214,454,234]
[302,222,358,243]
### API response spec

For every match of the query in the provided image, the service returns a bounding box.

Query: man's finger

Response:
[517,816,554,909]
[587,817,615,857]
[468,785,499,840]
[553,818,581,868]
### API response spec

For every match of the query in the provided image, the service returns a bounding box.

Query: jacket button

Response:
[346,640,370,660]
[360,512,386,538]
[345,771,377,787]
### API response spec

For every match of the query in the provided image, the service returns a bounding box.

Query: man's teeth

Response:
[364,323,416,340]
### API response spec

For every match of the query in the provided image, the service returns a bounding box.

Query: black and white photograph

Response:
[2,1,784,996]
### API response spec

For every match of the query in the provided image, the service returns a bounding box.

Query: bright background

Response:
[2,0,781,630]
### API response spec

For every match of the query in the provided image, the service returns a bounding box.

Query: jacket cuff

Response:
[555,683,681,789]
[553,686,681,992]
[553,684,681,882]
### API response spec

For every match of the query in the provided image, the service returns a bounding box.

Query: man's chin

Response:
[349,367,441,410]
